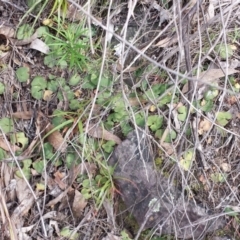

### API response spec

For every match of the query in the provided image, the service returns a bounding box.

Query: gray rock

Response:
[108,130,225,239]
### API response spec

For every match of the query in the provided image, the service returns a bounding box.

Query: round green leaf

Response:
[31,76,47,100]
[177,106,187,121]
[66,153,75,169]
[164,130,177,143]
[33,160,44,174]
[16,67,30,82]
[210,172,226,183]
[204,89,218,100]
[147,115,163,132]
[216,111,232,126]
[215,44,233,59]
[17,24,34,40]
[10,132,28,150]
[69,74,81,86]
[69,99,80,110]
[102,140,116,153]
[0,117,14,133]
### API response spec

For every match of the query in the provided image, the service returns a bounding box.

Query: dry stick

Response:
[177,1,204,159]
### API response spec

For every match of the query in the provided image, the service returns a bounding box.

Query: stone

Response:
[108,129,225,239]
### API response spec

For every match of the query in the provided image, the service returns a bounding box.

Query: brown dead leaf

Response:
[54,171,68,190]
[2,163,16,202]
[199,174,207,185]
[0,137,21,152]
[11,177,34,228]
[12,111,33,120]
[72,190,87,218]
[43,90,53,101]
[46,187,72,207]
[87,124,122,144]
[198,119,212,135]
[0,25,15,38]
[221,162,231,173]
[154,36,177,48]
[66,3,83,21]
[227,96,237,105]
[59,189,75,211]
[198,68,239,83]
[46,124,67,153]
[160,142,174,155]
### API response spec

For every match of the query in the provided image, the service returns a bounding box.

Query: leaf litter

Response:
[0,0,240,239]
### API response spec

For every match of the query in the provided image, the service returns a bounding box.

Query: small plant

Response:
[81,160,115,210]
[44,22,89,70]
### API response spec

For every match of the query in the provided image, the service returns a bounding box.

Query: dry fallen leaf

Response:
[206,3,214,21]
[54,171,68,190]
[43,90,53,101]
[154,36,177,48]
[198,118,212,135]
[0,137,21,152]
[221,162,231,173]
[0,25,15,38]
[87,124,122,144]
[198,68,239,83]
[30,38,49,54]
[12,111,33,120]
[11,177,34,228]
[72,190,87,218]
[160,142,174,155]
[46,124,67,153]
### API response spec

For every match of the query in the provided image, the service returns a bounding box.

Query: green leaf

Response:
[10,132,28,151]
[135,113,145,127]
[57,85,74,101]
[204,89,218,100]
[200,100,213,112]
[179,149,195,171]
[47,80,59,92]
[164,130,177,143]
[82,179,91,188]
[81,188,91,199]
[102,140,116,153]
[44,55,57,68]
[43,142,54,160]
[60,227,79,240]
[69,74,81,86]
[216,111,232,126]
[155,129,164,139]
[17,24,34,40]
[210,172,226,183]
[23,159,32,168]
[121,230,133,240]
[66,153,75,169]
[224,207,239,217]
[15,168,31,180]
[177,106,187,121]
[36,26,49,38]
[58,59,68,69]
[0,148,6,160]
[0,82,5,94]
[147,115,163,132]
[215,44,233,59]
[16,67,30,82]
[52,116,66,128]
[31,76,47,100]
[0,117,14,133]
[69,99,80,110]
[32,160,44,174]
[15,159,32,180]
[144,84,168,101]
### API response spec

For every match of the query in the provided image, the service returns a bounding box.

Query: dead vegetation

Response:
[0,0,240,239]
